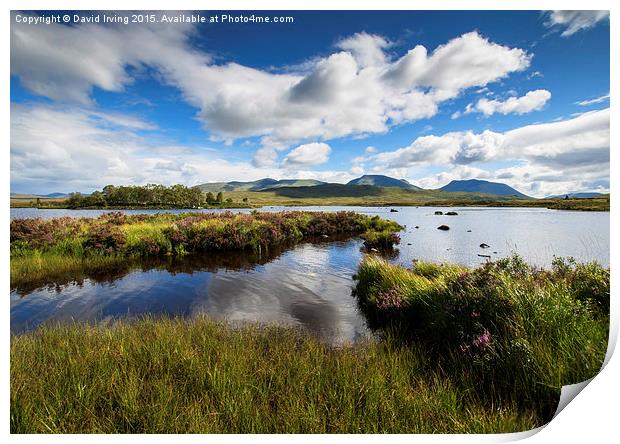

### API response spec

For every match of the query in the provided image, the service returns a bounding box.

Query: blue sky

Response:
[10,10,610,196]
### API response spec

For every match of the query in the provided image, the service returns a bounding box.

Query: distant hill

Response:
[438,179,530,198]
[198,178,325,193]
[347,175,422,190]
[545,192,603,199]
[10,192,69,198]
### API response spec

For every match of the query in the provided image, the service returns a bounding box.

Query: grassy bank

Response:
[354,255,609,416]
[11,190,610,211]
[11,316,540,433]
[10,211,401,289]
[222,189,609,211]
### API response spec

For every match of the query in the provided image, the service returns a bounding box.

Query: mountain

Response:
[438,179,530,198]
[198,178,325,193]
[347,175,422,190]
[11,192,69,198]
[545,192,603,199]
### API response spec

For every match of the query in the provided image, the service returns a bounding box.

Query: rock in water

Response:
[446,211,458,216]
[480,243,490,248]
[437,225,450,231]
[434,211,443,215]
[390,208,398,212]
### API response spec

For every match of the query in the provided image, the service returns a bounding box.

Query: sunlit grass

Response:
[354,255,609,415]
[10,211,402,289]
[10,316,540,434]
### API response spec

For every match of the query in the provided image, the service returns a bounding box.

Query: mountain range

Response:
[14,176,600,200]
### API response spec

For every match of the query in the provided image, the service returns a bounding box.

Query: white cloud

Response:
[336,32,390,68]
[546,11,609,36]
[373,108,608,169]
[282,143,331,168]
[382,31,531,98]
[576,93,610,106]
[469,89,551,117]
[369,109,609,196]
[11,14,532,165]
[10,104,352,193]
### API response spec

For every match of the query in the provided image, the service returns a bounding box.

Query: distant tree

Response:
[242,197,248,203]
[35,197,41,207]
[67,192,83,208]
[225,198,233,203]
[216,192,224,204]
[206,192,215,204]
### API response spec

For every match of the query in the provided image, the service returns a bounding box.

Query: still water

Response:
[10,206,610,341]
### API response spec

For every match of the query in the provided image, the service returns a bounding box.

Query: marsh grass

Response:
[10,211,401,289]
[10,316,541,434]
[353,255,609,417]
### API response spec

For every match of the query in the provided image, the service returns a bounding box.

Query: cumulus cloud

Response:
[382,31,530,98]
[468,89,551,117]
[369,109,609,196]
[282,143,331,168]
[336,32,390,68]
[373,108,608,168]
[10,104,352,193]
[546,11,609,36]
[11,14,532,165]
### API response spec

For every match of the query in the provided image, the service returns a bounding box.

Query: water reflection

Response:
[10,205,609,343]
[11,238,379,344]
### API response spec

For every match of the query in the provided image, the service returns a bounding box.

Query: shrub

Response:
[361,230,401,250]
[84,224,126,254]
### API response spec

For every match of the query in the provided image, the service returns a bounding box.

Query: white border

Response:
[2,1,616,442]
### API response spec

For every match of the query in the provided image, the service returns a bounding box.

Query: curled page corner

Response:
[553,377,594,419]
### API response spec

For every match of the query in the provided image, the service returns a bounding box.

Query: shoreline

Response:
[10,198,611,212]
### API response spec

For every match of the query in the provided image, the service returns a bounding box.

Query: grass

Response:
[223,189,609,211]
[10,211,401,290]
[353,255,609,417]
[10,255,608,433]
[12,188,610,211]
[11,316,541,433]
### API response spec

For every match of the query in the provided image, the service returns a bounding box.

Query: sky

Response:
[10,10,610,197]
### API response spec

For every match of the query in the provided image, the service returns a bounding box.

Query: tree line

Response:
[65,184,232,208]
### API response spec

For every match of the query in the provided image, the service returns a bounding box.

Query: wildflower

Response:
[376,288,406,310]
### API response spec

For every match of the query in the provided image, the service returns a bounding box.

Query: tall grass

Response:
[11,316,540,433]
[353,255,609,417]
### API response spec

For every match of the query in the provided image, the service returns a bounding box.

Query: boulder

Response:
[390,208,399,212]
[437,225,450,231]
[480,243,490,248]
[434,211,443,215]
[446,211,458,216]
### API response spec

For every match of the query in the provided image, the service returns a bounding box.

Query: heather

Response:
[353,254,609,416]
[10,211,401,288]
